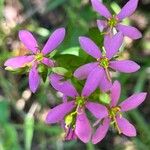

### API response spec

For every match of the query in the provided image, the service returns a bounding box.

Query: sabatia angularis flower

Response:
[4,28,65,93]
[46,74,108,143]
[92,80,147,144]
[74,32,140,92]
[91,0,142,39]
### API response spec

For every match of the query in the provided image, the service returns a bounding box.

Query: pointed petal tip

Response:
[79,36,85,42]
[57,27,66,35]
[120,92,147,112]
[117,0,139,20]
[91,0,112,19]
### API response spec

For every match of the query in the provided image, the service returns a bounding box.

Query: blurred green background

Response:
[0,0,150,150]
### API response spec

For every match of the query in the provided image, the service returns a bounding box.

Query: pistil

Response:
[108,106,122,134]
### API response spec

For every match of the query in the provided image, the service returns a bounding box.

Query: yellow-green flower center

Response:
[108,106,121,119]
[108,106,122,134]
[35,53,44,62]
[75,96,85,107]
[108,17,118,28]
[99,57,109,68]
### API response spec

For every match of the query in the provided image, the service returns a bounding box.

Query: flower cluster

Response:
[5,0,147,144]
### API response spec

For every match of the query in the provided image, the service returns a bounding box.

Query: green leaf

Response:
[87,27,104,48]
[58,47,81,56]
[2,124,21,150]
[52,67,72,77]
[0,100,9,124]
[38,64,48,82]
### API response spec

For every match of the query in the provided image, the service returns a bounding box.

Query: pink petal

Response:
[42,57,54,67]
[91,0,112,19]
[92,118,110,144]
[29,66,40,93]
[97,19,107,32]
[116,116,136,137]
[65,128,77,140]
[110,80,121,107]
[19,30,38,53]
[75,111,92,143]
[117,0,139,20]
[79,36,102,59]
[86,102,108,119]
[73,62,98,80]
[42,28,65,55]
[81,67,104,97]
[116,24,142,39]
[119,92,147,112]
[105,32,123,59]
[45,101,75,124]
[49,74,78,98]
[99,71,112,92]
[110,60,140,73]
[4,56,34,69]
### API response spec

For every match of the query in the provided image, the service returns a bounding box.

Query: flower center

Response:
[99,57,109,68]
[107,17,118,28]
[108,106,122,134]
[35,52,44,62]
[75,96,85,107]
[108,106,121,118]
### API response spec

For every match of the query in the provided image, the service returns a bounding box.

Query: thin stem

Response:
[105,68,112,82]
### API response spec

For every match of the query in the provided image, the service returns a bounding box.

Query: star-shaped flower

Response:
[4,28,65,93]
[92,80,147,144]
[91,0,142,39]
[74,32,140,92]
[46,74,108,143]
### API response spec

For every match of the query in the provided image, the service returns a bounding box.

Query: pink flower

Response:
[45,74,108,143]
[92,80,147,144]
[74,32,140,92]
[91,0,142,39]
[4,28,66,93]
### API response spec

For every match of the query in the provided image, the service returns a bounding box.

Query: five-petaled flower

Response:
[74,32,140,92]
[91,0,142,39]
[45,74,108,143]
[92,80,147,144]
[4,28,66,93]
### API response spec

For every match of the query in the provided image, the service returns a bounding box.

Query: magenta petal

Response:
[119,92,147,112]
[86,102,108,119]
[29,66,40,93]
[74,62,98,80]
[79,36,102,59]
[4,56,34,69]
[105,32,123,59]
[65,128,77,140]
[97,19,107,32]
[117,0,139,20]
[19,30,38,53]
[110,81,121,107]
[50,74,78,98]
[42,28,65,55]
[45,101,75,124]
[91,0,112,19]
[99,71,112,92]
[116,116,136,137]
[92,118,110,144]
[110,60,140,73]
[82,67,104,97]
[116,24,142,39]
[75,111,92,143]
[42,57,54,67]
